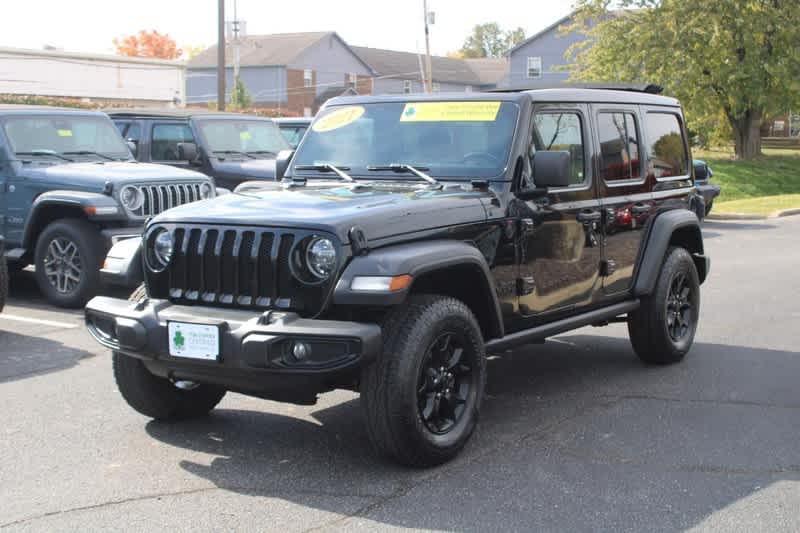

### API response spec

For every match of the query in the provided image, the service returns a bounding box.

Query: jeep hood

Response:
[18,162,209,191]
[213,158,277,179]
[153,181,491,243]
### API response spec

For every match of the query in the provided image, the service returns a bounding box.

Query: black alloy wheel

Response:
[665,271,695,342]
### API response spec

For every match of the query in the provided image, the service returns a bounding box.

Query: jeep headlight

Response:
[200,182,214,199]
[120,185,143,211]
[147,227,174,271]
[306,237,337,279]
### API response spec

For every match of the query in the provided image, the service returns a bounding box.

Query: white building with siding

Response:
[0,46,186,105]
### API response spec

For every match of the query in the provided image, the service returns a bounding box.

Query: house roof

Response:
[464,58,508,85]
[507,12,576,56]
[351,46,485,86]
[0,46,184,67]
[188,32,372,72]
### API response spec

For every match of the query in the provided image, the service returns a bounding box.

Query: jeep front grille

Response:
[128,183,204,218]
[147,225,338,316]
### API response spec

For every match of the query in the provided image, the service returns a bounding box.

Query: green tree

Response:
[230,77,252,109]
[459,23,527,58]
[565,0,800,160]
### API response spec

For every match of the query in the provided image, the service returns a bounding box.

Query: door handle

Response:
[576,210,602,223]
[631,203,651,215]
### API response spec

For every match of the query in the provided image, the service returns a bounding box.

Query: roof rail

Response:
[490,82,664,95]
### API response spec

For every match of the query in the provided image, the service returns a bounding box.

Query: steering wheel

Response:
[463,152,501,166]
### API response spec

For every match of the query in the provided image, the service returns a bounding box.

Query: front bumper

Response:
[85,296,382,403]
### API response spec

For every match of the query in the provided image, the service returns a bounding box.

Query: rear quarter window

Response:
[644,112,688,179]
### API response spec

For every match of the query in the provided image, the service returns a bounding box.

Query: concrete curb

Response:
[707,207,800,221]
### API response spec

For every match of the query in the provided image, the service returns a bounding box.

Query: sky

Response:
[0,0,576,57]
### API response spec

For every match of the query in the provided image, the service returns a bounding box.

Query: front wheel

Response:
[34,219,104,308]
[628,247,700,365]
[361,294,486,467]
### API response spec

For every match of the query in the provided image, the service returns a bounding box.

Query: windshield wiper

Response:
[294,164,355,182]
[367,164,440,187]
[15,150,74,162]
[245,150,277,157]
[213,150,256,159]
[62,150,117,161]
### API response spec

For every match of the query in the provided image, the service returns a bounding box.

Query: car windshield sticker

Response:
[57,129,73,137]
[400,102,502,122]
[312,106,365,133]
[239,131,252,140]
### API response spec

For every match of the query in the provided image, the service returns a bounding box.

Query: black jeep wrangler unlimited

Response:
[86,89,709,466]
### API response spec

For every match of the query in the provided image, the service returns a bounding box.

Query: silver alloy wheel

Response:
[43,237,82,294]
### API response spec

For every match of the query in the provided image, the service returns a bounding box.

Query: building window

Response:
[527,57,542,79]
[303,107,313,118]
[303,69,313,88]
[403,80,412,94]
[432,82,441,92]
[465,85,473,93]
[347,72,358,89]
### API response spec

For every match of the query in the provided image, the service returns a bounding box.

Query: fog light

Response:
[292,341,311,361]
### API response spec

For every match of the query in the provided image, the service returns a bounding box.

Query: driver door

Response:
[516,104,604,323]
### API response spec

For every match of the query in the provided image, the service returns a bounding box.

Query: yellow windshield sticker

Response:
[239,131,252,140]
[312,106,365,133]
[400,102,502,122]
[57,129,73,137]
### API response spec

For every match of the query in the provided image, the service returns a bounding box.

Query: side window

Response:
[152,123,194,161]
[124,123,141,143]
[114,121,129,135]
[644,113,688,179]
[597,112,641,181]
[531,112,585,186]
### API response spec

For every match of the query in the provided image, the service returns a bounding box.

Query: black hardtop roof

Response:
[105,108,276,121]
[325,87,680,108]
[0,104,108,116]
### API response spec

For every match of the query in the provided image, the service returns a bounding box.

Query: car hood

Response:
[153,181,491,243]
[19,162,210,190]
[213,158,277,179]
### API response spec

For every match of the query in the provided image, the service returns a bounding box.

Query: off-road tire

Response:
[628,246,700,365]
[33,218,104,308]
[0,254,8,313]
[360,294,487,467]
[112,282,225,420]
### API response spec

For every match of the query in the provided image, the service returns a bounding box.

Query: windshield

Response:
[196,118,290,157]
[3,115,130,159]
[293,101,519,179]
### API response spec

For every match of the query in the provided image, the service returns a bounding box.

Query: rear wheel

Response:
[361,294,486,467]
[628,247,700,364]
[34,219,104,308]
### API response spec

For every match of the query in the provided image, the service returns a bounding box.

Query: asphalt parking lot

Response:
[1,217,799,532]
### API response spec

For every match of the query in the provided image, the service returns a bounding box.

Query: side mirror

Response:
[693,159,710,181]
[275,149,295,180]
[126,140,138,158]
[177,142,199,163]
[532,151,571,189]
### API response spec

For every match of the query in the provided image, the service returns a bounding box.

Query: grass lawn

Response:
[693,148,800,205]
[713,194,800,216]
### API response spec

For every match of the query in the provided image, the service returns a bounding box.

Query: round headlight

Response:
[120,185,143,211]
[151,228,174,271]
[200,182,214,199]
[306,237,337,279]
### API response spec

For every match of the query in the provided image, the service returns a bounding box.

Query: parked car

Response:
[0,235,7,313]
[109,110,291,190]
[86,89,709,466]
[274,117,312,149]
[693,159,720,217]
[0,105,215,307]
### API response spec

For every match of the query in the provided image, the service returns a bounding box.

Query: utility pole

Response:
[217,0,226,110]
[422,0,433,93]
[231,0,241,82]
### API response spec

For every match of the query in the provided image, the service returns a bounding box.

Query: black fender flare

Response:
[333,240,504,339]
[634,209,709,296]
[24,191,123,249]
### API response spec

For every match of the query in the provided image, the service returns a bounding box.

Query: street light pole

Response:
[423,0,433,93]
[217,0,226,110]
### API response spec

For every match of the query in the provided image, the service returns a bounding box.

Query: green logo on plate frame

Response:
[173,329,185,349]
